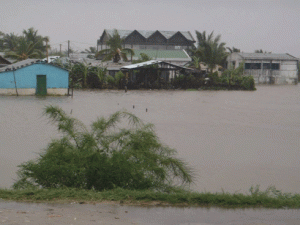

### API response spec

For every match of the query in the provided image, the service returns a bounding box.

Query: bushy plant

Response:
[13,106,193,191]
[114,71,125,88]
[208,72,220,85]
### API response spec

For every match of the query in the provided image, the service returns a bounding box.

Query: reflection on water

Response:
[1,85,300,193]
[1,201,300,225]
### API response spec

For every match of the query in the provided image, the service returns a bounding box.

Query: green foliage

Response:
[2,185,300,208]
[2,27,48,61]
[132,53,152,64]
[221,62,256,90]
[95,29,134,63]
[14,106,193,191]
[114,71,125,88]
[194,31,228,73]
[106,74,115,85]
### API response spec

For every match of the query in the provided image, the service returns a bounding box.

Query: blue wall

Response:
[0,63,69,89]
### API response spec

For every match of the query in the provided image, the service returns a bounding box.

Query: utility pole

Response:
[68,40,70,57]
[46,39,49,62]
[60,44,62,55]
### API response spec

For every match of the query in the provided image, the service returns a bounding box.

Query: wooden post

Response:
[12,68,18,96]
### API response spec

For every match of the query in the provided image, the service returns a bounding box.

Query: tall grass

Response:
[1,186,300,208]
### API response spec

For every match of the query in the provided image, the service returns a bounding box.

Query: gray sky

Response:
[1,0,299,57]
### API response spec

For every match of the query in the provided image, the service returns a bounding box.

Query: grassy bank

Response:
[1,187,300,208]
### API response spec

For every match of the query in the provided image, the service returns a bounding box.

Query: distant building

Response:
[97,29,196,51]
[227,53,299,84]
[0,59,69,95]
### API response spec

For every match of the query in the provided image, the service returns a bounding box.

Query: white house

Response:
[227,53,299,84]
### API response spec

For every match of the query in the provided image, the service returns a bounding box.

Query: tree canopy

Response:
[95,29,134,63]
[194,30,228,73]
[2,27,49,61]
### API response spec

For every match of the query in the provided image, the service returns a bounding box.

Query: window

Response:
[271,63,280,70]
[262,63,280,70]
[245,63,261,69]
[263,63,271,69]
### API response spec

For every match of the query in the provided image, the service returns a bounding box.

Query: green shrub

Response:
[13,106,193,191]
[208,72,220,85]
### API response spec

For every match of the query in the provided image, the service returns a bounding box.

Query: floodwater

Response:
[1,201,300,225]
[0,85,300,194]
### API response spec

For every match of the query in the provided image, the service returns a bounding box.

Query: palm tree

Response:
[85,47,97,53]
[95,29,134,63]
[23,27,49,52]
[3,33,20,51]
[194,30,227,73]
[227,47,240,53]
[4,37,43,60]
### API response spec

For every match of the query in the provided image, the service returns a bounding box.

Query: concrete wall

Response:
[0,63,69,95]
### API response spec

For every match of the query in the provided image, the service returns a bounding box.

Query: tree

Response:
[13,106,193,190]
[2,33,20,51]
[4,37,44,60]
[95,29,134,63]
[132,53,152,64]
[23,27,49,53]
[0,31,4,51]
[194,30,228,73]
[85,47,97,53]
[187,56,201,70]
[254,49,271,53]
[227,47,240,53]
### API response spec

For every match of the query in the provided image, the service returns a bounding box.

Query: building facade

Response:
[227,53,299,84]
[97,29,196,51]
[0,59,69,95]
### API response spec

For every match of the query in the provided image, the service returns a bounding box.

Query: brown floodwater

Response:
[0,201,300,225]
[0,85,300,194]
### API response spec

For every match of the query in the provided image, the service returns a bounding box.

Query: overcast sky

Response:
[1,0,299,57]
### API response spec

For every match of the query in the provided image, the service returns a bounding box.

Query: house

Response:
[0,59,69,95]
[97,29,196,51]
[227,52,299,84]
[121,60,193,88]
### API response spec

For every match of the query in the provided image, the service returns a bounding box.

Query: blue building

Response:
[0,59,69,95]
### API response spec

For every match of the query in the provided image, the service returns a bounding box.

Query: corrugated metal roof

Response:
[0,59,40,72]
[121,60,160,69]
[105,29,134,39]
[237,53,298,61]
[0,59,68,73]
[121,60,193,70]
[104,29,195,42]
[130,49,190,60]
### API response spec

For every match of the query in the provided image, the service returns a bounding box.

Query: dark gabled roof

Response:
[0,59,69,73]
[235,53,299,61]
[101,29,196,43]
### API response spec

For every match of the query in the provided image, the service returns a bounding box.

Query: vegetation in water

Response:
[13,106,193,191]
[1,185,300,208]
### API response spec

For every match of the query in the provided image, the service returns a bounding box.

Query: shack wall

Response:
[0,63,69,95]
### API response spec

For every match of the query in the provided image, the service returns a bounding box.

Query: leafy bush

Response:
[13,106,193,191]
[114,71,125,88]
